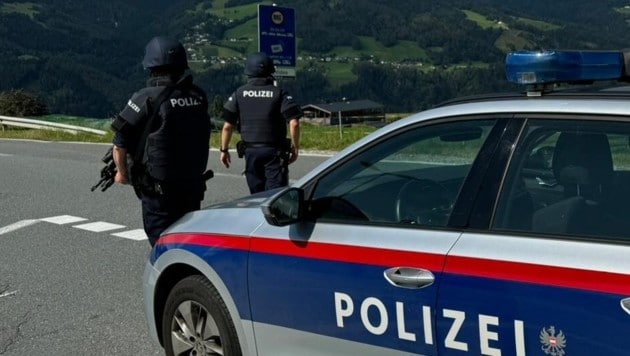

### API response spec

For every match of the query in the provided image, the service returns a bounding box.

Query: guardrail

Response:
[0,115,107,135]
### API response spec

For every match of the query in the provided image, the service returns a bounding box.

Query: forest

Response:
[2,0,630,117]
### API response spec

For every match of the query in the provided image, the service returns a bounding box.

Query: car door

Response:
[439,117,630,355]
[248,118,504,355]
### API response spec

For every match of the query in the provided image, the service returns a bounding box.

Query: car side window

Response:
[493,119,630,240]
[308,119,498,227]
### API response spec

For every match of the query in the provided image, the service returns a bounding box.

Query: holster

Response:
[129,161,162,198]
[282,138,292,152]
[236,140,246,158]
[279,138,292,167]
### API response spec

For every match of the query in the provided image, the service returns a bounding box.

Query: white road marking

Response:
[111,229,147,241]
[0,153,12,157]
[213,172,245,178]
[73,221,126,232]
[0,290,18,299]
[40,215,88,224]
[16,215,146,242]
[0,220,39,235]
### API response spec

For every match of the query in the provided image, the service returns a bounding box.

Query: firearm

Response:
[203,169,214,181]
[90,146,117,192]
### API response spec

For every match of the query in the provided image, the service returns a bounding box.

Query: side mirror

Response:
[261,187,304,226]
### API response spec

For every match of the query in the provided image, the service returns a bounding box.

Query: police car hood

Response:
[161,188,281,237]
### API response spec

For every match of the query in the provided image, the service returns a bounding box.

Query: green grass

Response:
[300,38,430,63]
[323,62,357,85]
[0,115,113,142]
[299,122,377,151]
[495,30,537,52]
[208,1,269,21]
[224,17,257,38]
[462,10,508,30]
[462,10,559,32]
[36,115,114,130]
[352,37,429,62]
[0,2,40,20]
[206,43,244,58]
[513,17,560,31]
[18,54,39,61]
[206,122,377,152]
[0,126,113,143]
[221,18,259,53]
[211,0,228,8]
[297,38,430,85]
[0,116,385,152]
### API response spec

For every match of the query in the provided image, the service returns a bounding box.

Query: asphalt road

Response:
[0,139,330,355]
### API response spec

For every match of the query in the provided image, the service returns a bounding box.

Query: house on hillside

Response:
[301,99,385,126]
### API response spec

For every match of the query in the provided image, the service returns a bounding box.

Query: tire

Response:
[162,275,242,356]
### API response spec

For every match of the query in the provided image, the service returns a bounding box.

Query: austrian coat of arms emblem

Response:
[539,326,567,356]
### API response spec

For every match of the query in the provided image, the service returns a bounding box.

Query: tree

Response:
[0,89,48,117]
[211,95,224,118]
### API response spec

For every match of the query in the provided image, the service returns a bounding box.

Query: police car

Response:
[143,50,630,356]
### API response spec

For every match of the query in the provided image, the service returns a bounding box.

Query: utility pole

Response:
[338,97,346,139]
[338,111,342,139]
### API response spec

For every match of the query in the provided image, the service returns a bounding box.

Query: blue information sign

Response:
[258,4,296,77]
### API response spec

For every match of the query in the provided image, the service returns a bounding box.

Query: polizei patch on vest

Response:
[243,90,274,98]
[170,97,202,107]
[127,100,141,113]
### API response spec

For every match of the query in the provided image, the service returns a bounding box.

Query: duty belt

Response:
[236,140,291,158]
[237,141,279,158]
[244,142,281,148]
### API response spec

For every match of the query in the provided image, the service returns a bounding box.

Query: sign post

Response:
[258,4,296,78]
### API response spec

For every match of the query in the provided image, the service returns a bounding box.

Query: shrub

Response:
[0,89,49,117]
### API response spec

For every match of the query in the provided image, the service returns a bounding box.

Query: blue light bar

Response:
[505,50,625,85]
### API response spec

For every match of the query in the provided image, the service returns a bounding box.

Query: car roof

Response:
[412,81,630,120]
[402,92,630,127]
[436,83,630,107]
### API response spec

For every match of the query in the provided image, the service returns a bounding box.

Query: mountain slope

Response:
[2,0,630,117]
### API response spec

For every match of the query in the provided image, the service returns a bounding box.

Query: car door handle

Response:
[384,267,435,289]
[620,298,630,315]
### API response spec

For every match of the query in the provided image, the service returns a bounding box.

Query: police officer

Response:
[220,52,302,194]
[111,36,211,246]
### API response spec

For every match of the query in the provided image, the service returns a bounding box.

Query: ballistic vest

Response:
[117,75,210,195]
[145,77,210,189]
[236,78,286,144]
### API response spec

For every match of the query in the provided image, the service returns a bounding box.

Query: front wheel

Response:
[162,275,242,356]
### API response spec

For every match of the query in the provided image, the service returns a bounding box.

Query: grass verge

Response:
[0,120,385,152]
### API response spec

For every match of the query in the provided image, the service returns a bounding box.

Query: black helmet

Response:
[142,36,189,70]
[244,52,275,77]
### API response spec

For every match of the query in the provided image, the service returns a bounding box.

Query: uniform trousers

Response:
[141,192,201,246]
[244,146,288,194]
